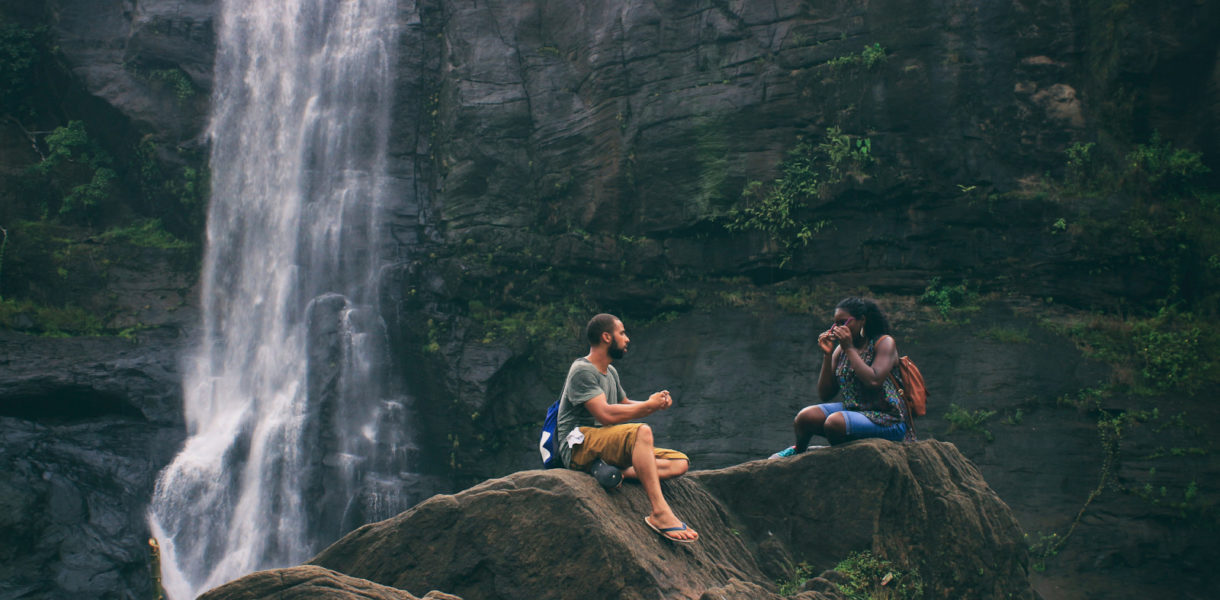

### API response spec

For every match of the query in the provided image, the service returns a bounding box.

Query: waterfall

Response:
[148,1,412,597]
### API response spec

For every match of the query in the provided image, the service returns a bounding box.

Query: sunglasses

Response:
[832,317,854,327]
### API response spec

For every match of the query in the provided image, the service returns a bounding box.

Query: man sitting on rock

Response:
[555,313,699,543]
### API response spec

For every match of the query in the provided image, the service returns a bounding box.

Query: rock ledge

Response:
[204,439,1034,600]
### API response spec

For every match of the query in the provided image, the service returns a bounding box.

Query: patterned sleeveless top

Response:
[834,337,916,441]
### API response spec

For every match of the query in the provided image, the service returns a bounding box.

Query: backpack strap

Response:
[877,335,917,437]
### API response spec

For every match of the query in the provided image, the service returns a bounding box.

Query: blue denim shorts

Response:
[818,402,907,442]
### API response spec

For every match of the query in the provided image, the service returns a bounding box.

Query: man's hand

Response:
[648,390,673,412]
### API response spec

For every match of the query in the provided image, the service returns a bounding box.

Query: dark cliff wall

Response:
[384,2,1220,599]
[1,1,1218,599]
[0,2,209,598]
[391,0,1220,478]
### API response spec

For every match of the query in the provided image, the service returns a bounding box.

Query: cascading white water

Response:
[148,1,408,598]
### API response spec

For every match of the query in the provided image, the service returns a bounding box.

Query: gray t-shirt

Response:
[556,358,627,467]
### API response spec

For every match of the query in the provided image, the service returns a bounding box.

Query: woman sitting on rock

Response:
[772,297,915,457]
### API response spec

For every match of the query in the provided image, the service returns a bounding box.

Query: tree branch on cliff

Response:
[5,114,48,160]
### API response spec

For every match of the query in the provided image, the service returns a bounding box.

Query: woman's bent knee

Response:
[824,412,848,437]
[795,405,826,426]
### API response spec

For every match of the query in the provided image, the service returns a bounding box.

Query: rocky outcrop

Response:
[199,565,460,600]
[0,328,186,600]
[196,440,1032,599]
[282,439,1029,600]
[49,0,216,142]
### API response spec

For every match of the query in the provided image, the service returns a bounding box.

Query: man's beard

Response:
[608,340,627,359]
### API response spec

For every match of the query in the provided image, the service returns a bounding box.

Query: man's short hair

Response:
[586,313,620,346]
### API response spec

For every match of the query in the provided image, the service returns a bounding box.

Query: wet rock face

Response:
[50,0,216,141]
[426,0,1081,236]
[0,330,186,600]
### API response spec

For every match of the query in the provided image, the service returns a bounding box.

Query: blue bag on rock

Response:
[539,399,560,468]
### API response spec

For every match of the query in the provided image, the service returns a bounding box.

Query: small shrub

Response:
[820,126,873,179]
[919,277,979,318]
[468,297,588,347]
[1004,408,1025,425]
[1026,531,1061,572]
[148,68,196,102]
[777,562,817,596]
[134,138,209,238]
[945,403,996,440]
[0,20,44,112]
[832,551,923,600]
[1124,132,1209,193]
[1132,309,1204,393]
[1064,141,1096,192]
[59,167,116,219]
[825,43,888,70]
[29,120,118,223]
[1057,134,1219,312]
[776,286,822,315]
[726,127,872,266]
[825,53,857,68]
[861,43,888,68]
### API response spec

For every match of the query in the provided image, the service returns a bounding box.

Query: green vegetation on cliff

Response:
[919,277,980,320]
[0,15,204,336]
[1060,134,1218,309]
[0,218,194,336]
[26,120,118,223]
[1047,133,1219,390]
[0,17,47,117]
[825,43,888,70]
[726,127,873,266]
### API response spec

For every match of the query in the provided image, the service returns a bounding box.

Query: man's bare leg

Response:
[631,425,698,541]
[623,458,688,480]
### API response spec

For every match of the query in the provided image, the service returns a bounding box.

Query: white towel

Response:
[565,427,585,448]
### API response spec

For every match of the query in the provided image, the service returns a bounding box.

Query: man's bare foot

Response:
[645,514,698,542]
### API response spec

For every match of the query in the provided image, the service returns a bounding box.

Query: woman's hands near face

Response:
[830,324,852,345]
[818,330,836,354]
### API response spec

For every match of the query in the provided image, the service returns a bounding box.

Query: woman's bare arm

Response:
[817,345,841,401]
[839,335,897,388]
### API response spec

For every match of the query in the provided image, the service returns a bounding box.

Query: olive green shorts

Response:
[569,423,689,471]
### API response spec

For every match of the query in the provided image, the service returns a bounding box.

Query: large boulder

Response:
[198,565,459,600]
[272,439,1035,600]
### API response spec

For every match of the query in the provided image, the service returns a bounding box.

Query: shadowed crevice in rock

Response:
[0,385,146,424]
